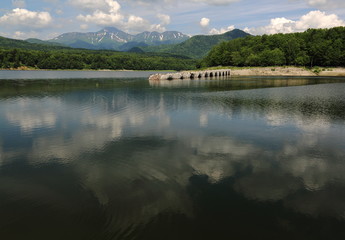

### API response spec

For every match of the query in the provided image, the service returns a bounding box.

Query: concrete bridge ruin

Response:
[149,69,231,81]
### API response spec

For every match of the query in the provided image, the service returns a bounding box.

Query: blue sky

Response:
[1,0,345,39]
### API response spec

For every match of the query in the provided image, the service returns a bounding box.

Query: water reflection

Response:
[149,76,345,90]
[0,70,164,80]
[5,98,58,133]
[1,77,345,239]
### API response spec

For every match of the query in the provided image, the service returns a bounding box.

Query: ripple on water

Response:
[2,78,345,239]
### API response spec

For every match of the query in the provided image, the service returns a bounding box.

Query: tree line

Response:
[142,29,250,59]
[0,48,196,71]
[2,27,344,71]
[201,27,345,68]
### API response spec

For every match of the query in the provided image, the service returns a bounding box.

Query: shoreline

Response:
[0,67,175,72]
[210,66,345,77]
[149,67,345,81]
[228,67,345,77]
[2,66,345,77]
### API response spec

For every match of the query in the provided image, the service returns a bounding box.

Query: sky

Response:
[0,0,345,40]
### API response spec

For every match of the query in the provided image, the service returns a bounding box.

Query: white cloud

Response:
[69,0,121,13]
[13,31,25,38]
[12,0,26,8]
[200,17,235,35]
[126,15,165,32]
[157,14,171,25]
[192,0,239,5]
[80,24,89,30]
[126,0,239,6]
[200,17,210,27]
[74,0,123,26]
[209,25,235,34]
[75,0,171,32]
[302,0,345,8]
[77,10,123,26]
[296,10,345,29]
[55,9,63,15]
[246,10,345,35]
[0,30,41,40]
[151,24,166,32]
[0,8,52,29]
[77,11,167,32]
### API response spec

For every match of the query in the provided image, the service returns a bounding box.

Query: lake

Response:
[1,71,345,240]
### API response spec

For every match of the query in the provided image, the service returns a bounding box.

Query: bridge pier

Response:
[149,69,231,81]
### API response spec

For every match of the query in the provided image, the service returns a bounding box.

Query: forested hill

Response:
[140,29,250,59]
[201,27,345,68]
[26,38,67,47]
[0,36,196,70]
[0,36,71,51]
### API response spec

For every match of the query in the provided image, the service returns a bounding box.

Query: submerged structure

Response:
[149,69,231,81]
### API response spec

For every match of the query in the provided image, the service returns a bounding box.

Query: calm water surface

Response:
[0,70,165,80]
[1,71,345,240]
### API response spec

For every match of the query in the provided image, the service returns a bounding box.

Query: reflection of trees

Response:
[150,77,345,90]
[151,78,345,121]
[0,78,146,98]
[219,96,345,120]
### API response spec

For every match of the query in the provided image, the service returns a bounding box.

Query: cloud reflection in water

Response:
[1,78,345,239]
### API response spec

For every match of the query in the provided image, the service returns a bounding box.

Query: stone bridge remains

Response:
[149,69,231,81]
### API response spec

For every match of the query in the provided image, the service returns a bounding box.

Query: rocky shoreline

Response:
[149,67,345,81]
[230,67,345,77]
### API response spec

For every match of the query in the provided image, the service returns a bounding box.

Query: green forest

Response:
[0,48,196,70]
[1,27,345,70]
[201,27,345,68]
[0,36,196,71]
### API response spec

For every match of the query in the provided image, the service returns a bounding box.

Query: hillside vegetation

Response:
[201,27,345,68]
[0,36,70,51]
[0,36,196,71]
[2,27,344,71]
[141,29,250,59]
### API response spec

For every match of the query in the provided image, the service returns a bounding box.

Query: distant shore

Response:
[0,66,176,72]
[227,67,345,77]
[2,66,345,77]
[0,67,136,72]
[150,67,345,81]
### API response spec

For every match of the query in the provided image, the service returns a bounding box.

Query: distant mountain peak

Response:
[100,27,125,33]
[140,28,250,59]
[49,27,190,51]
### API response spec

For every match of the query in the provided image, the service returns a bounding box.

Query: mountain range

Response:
[139,29,251,59]
[45,27,250,58]
[0,27,250,60]
[48,27,190,51]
